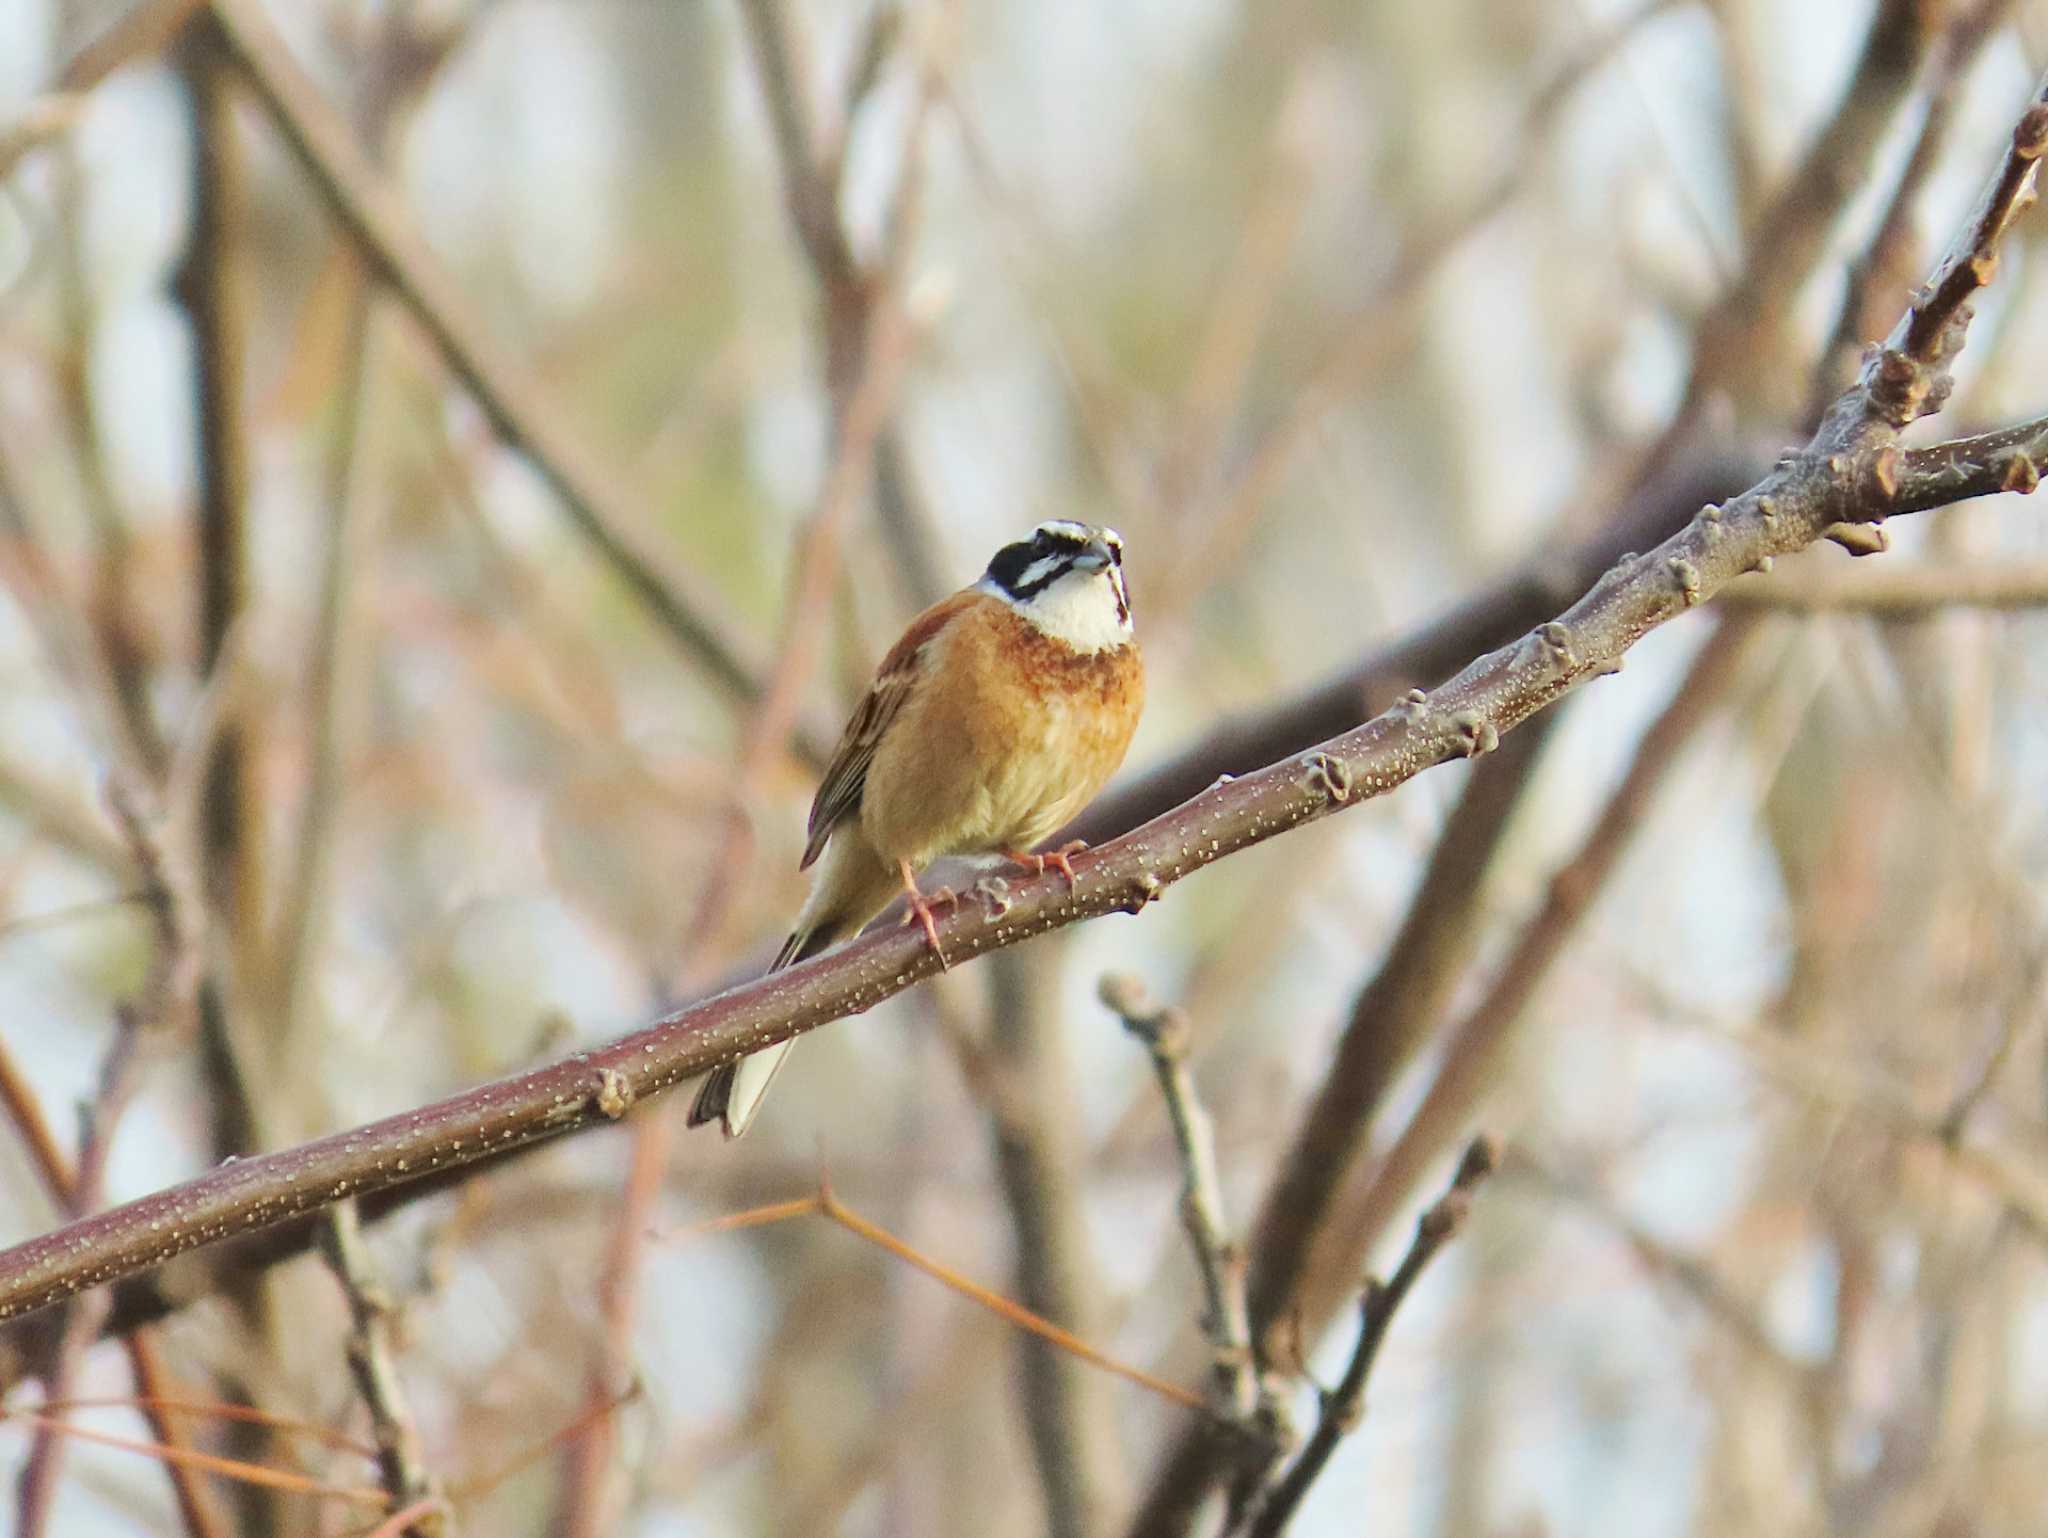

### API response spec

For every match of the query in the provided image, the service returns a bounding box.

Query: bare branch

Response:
[1241,1137,1497,1538]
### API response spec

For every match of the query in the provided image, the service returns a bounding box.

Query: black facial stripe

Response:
[987,524,1097,594]
[985,540,1076,600]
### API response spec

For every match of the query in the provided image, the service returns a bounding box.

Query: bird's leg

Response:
[896,858,952,969]
[1002,840,1090,891]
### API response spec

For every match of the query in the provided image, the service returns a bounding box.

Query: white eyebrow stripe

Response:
[1034,519,1093,543]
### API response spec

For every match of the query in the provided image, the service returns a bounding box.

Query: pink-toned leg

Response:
[897,859,952,969]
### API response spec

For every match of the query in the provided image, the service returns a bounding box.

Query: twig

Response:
[1100,974,1257,1425]
[0,1410,390,1508]
[673,9,932,969]
[1103,973,1293,1526]
[9,772,224,1538]
[273,2,445,1065]
[665,1183,1204,1411]
[14,1016,143,1538]
[1683,0,1937,418]
[182,13,257,934]
[0,1035,225,1538]
[171,67,274,1506]
[1241,1136,1497,1538]
[319,1202,443,1536]
[199,0,796,733]
[1807,0,2018,417]
[2,64,2046,1341]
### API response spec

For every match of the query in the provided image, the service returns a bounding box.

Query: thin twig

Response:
[664,1184,1205,1411]
[319,1202,443,1536]
[10,769,223,1538]
[1100,975,1257,1423]
[0,1410,391,1508]
[1103,973,1293,1527]
[1808,0,2019,417]
[1241,1136,1497,1538]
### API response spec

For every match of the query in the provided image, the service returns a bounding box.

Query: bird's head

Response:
[978,520,1132,653]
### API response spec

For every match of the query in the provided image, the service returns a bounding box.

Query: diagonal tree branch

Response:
[0,60,2043,1360]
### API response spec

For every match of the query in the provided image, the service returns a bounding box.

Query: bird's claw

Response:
[1003,840,1089,892]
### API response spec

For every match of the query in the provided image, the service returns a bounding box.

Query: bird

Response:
[688,519,1145,1137]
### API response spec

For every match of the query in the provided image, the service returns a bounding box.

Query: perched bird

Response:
[689,520,1145,1137]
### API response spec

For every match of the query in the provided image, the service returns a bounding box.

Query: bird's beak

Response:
[1071,539,1115,573]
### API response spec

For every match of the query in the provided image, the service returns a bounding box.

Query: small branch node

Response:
[1452,711,1499,758]
[593,1068,634,1120]
[2014,101,2048,160]
[1536,620,1576,669]
[1302,751,1354,804]
[969,874,1014,918]
[1824,521,1891,557]
[2003,453,2041,495]
[1667,556,1702,606]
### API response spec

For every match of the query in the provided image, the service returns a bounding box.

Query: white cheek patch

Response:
[1010,569,1133,653]
[1015,554,1067,591]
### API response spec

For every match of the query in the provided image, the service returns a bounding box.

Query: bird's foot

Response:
[1004,841,1088,891]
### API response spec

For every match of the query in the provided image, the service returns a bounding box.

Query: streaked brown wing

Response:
[799,590,977,869]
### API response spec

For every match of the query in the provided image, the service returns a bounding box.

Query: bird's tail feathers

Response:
[771,920,838,972]
[686,917,844,1137]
